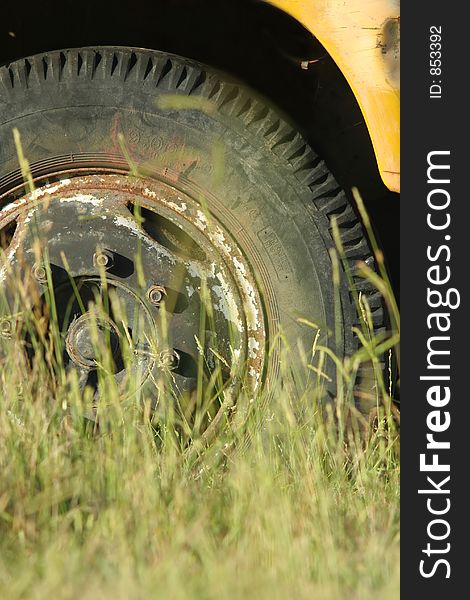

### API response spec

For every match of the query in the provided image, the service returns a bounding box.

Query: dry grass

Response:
[0,133,399,599]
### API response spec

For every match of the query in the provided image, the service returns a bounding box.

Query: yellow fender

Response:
[268,0,400,192]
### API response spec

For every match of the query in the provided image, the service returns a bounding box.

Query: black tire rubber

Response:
[0,47,384,408]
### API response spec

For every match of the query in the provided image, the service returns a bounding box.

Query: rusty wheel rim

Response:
[0,174,266,439]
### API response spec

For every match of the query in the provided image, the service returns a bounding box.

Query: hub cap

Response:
[66,313,121,369]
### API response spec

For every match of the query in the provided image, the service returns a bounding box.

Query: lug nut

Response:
[93,251,113,269]
[160,349,180,370]
[32,263,47,283]
[147,285,166,306]
[0,319,14,338]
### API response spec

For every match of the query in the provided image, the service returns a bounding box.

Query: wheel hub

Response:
[66,313,121,369]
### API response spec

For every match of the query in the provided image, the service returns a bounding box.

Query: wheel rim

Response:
[0,174,266,435]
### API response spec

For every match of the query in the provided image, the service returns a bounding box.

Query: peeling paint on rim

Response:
[1,196,29,214]
[213,269,243,331]
[248,337,260,359]
[29,179,72,201]
[195,210,208,230]
[143,187,157,198]
[232,256,261,331]
[59,194,102,206]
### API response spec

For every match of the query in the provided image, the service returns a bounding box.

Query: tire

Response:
[0,47,384,416]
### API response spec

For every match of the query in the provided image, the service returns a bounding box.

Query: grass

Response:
[0,281,400,600]
[0,356,399,600]
[0,131,399,599]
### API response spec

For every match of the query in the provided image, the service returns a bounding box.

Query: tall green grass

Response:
[0,345,399,600]
[0,265,399,600]
[0,131,399,599]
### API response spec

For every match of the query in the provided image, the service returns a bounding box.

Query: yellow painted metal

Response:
[268,0,400,192]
